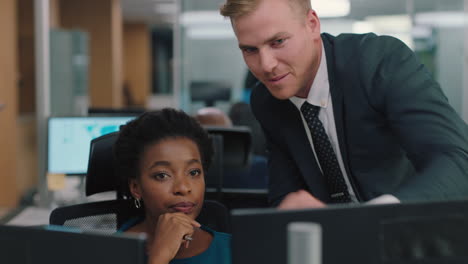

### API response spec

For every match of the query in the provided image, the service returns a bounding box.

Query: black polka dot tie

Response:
[301,101,351,203]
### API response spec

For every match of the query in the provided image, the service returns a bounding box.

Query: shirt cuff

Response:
[365,194,400,205]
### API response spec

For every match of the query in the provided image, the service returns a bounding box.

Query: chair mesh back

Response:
[49,200,141,233]
[62,214,118,234]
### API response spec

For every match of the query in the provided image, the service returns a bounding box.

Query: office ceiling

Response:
[120,0,176,25]
[348,0,463,20]
[120,0,464,25]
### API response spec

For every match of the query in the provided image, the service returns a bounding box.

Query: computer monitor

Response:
[231,200,468,264]
[87,107,145,115]
[47,116,136,175]
[0,225,146,264]
[190,81,231,107]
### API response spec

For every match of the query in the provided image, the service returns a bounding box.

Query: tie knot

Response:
[300,101,321,120]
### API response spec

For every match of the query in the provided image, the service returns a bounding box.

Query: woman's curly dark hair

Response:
[113,108,213,197]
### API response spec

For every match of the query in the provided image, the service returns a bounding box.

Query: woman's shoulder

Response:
[202,226,231,261]
[212,230,231,243]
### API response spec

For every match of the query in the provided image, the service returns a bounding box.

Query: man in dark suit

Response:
[220,0,468,209]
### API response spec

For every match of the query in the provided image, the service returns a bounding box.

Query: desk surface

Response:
[0,206,51,226]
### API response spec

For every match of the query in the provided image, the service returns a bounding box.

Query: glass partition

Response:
[175,0,247,114]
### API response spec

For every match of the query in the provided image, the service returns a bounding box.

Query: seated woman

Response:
[113,108,231,264]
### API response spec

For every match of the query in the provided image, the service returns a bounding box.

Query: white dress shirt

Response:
[289,43,399,205]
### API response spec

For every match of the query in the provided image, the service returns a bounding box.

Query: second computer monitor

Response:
[47,116,136,175]
[231,200,468,264]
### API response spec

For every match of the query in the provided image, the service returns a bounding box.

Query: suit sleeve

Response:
[262,128,308,206]
[362,36,468,201]
[250,89,308,206]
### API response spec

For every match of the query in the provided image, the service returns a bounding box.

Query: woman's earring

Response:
[134,198,142,209]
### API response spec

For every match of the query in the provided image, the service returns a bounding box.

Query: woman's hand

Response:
[147,212,201,264]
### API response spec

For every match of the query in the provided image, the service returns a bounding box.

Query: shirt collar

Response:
[290,43,329,110]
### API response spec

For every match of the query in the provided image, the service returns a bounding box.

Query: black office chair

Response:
[50,132,230,233]
[204,126,252,191]
[203,126,269,209]
[85,132,122,198]
[229,102,267,156]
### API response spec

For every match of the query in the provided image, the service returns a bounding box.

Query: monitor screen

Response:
[0,225,146,264]
[230,200,468,264]
[47,116,135,174]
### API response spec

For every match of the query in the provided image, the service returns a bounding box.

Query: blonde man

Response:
[220,0,468,209]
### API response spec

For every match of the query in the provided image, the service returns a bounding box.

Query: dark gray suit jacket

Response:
[251,33,468,205]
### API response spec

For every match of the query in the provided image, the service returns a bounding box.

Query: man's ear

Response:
[306,9,321,34]
[129,178,141,199]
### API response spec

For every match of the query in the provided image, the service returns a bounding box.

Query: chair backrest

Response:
[229,102,267,156]
[203,126,269,209]
[205,126,252,169]
[204,126,254,190]
[85,132,120,197]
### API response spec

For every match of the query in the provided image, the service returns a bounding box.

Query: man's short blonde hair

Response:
[220,0,312,19]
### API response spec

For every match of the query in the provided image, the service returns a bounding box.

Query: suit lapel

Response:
[323,38,349,172]
[277,99,330,202]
